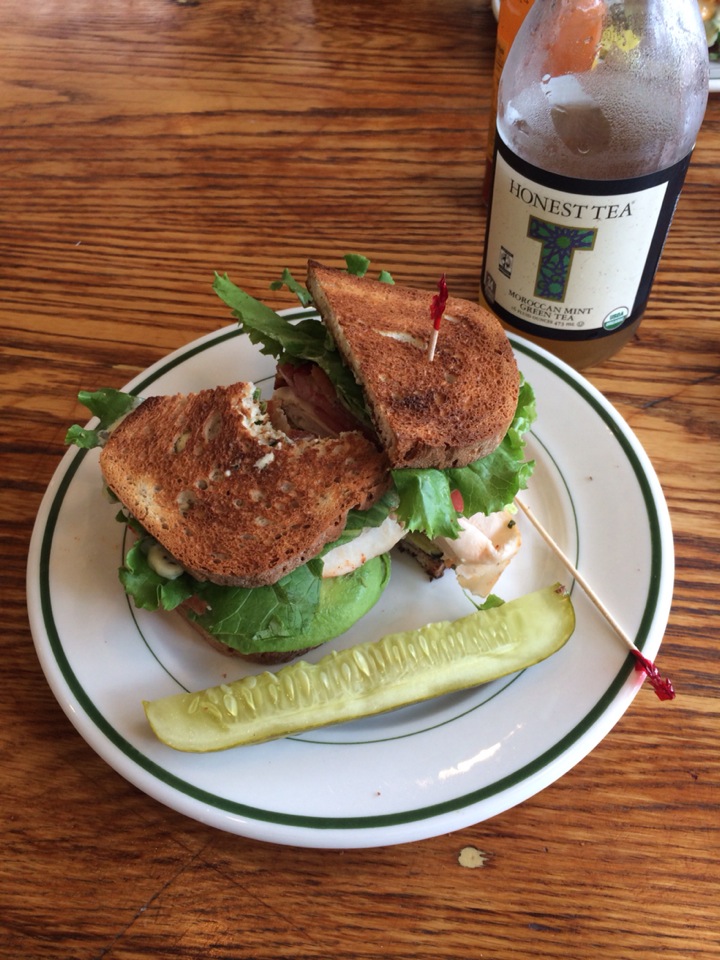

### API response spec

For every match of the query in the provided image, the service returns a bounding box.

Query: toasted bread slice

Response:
[100,381,391,588]
[306,261,519,469]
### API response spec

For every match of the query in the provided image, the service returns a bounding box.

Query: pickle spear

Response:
[144,583,575,752]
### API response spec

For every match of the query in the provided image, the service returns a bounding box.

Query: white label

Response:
[483,146,678,335]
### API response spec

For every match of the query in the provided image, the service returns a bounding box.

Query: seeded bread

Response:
[306,260,519,469]
[99,381,391,588]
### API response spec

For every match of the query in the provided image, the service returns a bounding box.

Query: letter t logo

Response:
[528,217,597,302]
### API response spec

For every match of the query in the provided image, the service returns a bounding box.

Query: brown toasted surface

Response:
[99,381,391,587]
[307,260,519,468]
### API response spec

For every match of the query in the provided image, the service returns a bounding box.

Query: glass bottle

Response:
[481,0,709,368]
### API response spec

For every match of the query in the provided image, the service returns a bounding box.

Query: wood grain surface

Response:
[2,1,718,958]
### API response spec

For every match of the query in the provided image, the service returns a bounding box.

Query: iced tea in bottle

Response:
[482,0,709,368]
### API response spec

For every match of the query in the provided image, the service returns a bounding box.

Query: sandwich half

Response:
[99,381,391,587]
[305,259,519,469]
[68,382,402,663]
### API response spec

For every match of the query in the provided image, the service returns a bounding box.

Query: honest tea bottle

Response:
[481,0,709,369]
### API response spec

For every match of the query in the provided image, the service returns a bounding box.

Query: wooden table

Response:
[3,1,718,957]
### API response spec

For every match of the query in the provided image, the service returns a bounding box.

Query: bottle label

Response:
[483,135,691,341]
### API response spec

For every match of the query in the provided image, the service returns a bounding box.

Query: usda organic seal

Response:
[603,306,629,331]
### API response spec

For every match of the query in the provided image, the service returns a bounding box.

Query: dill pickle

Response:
[143,584,575,752]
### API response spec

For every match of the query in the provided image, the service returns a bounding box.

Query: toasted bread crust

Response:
[307,261,519,469]
[100,381,391,587]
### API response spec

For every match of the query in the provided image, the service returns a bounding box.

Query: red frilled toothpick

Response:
[427,274,449,362]
[515,498,675,701]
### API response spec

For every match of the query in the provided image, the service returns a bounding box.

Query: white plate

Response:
[27,318,674,848]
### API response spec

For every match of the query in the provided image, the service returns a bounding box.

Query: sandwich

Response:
[67,256,536,663]
[215,257,536,592]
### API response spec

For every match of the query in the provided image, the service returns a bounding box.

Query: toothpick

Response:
[515,497,675,700]
[515,498,628,643]
[426,273,448,363]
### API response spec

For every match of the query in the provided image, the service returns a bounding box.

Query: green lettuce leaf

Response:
[117,533,391,655]
[213,272,371,427]
[119,534,324,625]
[342,253,395,283]
[392,379,537,539]
[65,388,141,449]
[65,424,104,450]
[446,378,536,516]
[192,555,390,655]
[344,253,371,277]
[391,469,457,539]
[477,594,505,611]
[192,558,325,647]
[119,540,195,612]
[269,267,314,307]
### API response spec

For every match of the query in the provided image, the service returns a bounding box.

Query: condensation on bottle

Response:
[481,0,709,369]
[483,0,536,205]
